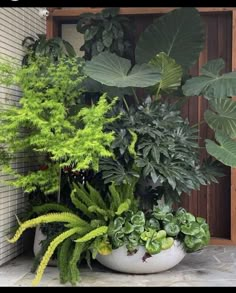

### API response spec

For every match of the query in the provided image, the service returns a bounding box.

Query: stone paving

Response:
[1,245,236,286]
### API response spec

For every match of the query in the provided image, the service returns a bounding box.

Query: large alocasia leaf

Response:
[84,52,161,88]
[205,98,236,139]
[183,59,236,98]
[149,52,183,93]
[135,7,205,69]
[205,131,236,167]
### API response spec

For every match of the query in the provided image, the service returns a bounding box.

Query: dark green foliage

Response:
[135,7,205,69]
[101,99,221,205]
[77,7,134,60]
[22,34,76,66]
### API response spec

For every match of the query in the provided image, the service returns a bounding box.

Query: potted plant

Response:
[2,6,236,287]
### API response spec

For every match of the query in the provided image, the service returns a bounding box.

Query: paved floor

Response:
[1,245,236,286]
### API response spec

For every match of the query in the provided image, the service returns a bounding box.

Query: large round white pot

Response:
[96,240,185,274]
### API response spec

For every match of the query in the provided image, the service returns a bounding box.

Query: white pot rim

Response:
[96,240,186,274]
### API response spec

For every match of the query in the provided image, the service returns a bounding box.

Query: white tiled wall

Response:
[0,8,46,266]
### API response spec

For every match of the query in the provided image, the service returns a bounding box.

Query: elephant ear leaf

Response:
[205,98,236,139]
[183,58,236,98]
[149,52,183,93]
[84,52,161,88]
[135,7,205,69]
[205,131,236,167]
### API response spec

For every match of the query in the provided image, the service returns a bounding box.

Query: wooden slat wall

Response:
[133,13,232,239]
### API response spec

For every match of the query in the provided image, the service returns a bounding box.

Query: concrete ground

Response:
[0,245,236,286]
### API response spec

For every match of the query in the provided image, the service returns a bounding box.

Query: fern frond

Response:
[15,214,22,225]
[7,212,89,243]
[32,227,80,286]
[72,182,93,207]
[31,234,58,273]
[68,242,85,285]
[70,189,93,218]
[88,205,109,220]
[108,183,121,211]
[58,238,73,284]
[86,182,107,210]
[32,203,72,215]
[74,226,108,243]
[115,199,131,215]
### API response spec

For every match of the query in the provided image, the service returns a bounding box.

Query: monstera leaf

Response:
[149,52,183,93]
[135,7,205,69]
[205,131,236,167]
[183,59,236,98]
[205,98,236,139]
[84,52,161,88]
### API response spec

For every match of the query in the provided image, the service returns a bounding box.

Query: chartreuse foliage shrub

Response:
[0,56,118,194]
[8,180,138,286]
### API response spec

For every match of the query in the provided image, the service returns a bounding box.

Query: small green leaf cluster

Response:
[77,7,133,59]
[108,204,210,255]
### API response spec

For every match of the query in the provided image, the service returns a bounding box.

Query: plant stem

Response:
[155,83,161,100]
[57,167,61,203]
[122,96,129,112]
[132,88,139,105]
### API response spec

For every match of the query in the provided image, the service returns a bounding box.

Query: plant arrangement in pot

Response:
[1,6,236,287]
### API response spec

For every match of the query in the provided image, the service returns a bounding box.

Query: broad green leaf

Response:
[102,30,113,48]
[150,52,183,92]
[84,26,99,41]
[205,131,236,167]
[145,241,162,255]
[183,59,236,98]
[135,7,205,69]
[84,52,161,88]
[63,40,76,57]
[205,98,236,138]
[161,237,174,250]
[164,222,180,236]
[82,77,132,98]
[115,199,131,215]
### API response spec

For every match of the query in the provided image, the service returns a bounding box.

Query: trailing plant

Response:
[0,56,118,194]
[8,180,138,286]
[22,34,76,66]
[76,7,134,60]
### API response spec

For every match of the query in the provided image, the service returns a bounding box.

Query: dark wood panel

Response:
[132,13,232,238]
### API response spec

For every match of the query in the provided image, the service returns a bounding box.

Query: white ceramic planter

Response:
[33,226,46,256]
[96,240,185,274]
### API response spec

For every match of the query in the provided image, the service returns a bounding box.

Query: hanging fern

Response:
[32,227,80,286]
